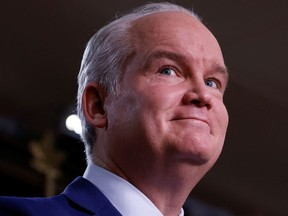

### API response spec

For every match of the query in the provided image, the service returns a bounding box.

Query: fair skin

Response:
[83,12,229,216]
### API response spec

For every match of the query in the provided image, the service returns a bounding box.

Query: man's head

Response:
[78,2,228,178]
[77,2,201,161]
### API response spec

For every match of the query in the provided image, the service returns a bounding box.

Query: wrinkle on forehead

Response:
[129,11,222,57]
[130,12,207,44]
[126,11,226,85]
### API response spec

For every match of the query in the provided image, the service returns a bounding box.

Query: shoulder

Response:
[0,195,70,216]
[0,177,121,216]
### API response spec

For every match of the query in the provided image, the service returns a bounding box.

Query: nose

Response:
[182,83,213,109]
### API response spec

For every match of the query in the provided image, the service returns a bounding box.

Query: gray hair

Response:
[77,2,200,161]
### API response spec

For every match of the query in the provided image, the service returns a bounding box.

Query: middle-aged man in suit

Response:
[0,2,229,216]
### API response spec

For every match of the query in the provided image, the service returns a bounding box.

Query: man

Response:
[0,2,229,216]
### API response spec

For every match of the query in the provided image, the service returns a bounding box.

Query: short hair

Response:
[77,2,200,161]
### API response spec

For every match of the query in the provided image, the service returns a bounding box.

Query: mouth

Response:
[171,116,210,127]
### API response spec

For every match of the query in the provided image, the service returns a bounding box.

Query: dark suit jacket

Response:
[0,177,122,216]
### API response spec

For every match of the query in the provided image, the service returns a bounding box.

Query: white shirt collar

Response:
[83,163,184,216]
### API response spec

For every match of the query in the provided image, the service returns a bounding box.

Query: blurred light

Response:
[65,114,82,135]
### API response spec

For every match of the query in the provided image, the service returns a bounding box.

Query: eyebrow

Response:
[143,50,186,70]
[212,63,230,90]
[144,50,229,76]
[211,63,229,81]
[212,63,229,75]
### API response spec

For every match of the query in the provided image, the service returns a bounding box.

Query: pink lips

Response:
[170,108,211,128]
[172,116,209,125]
[171,111,210,127]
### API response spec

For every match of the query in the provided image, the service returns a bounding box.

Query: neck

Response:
[133,163,207,216]
[93,156,210,216]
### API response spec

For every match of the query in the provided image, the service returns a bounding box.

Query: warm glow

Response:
[65,114,82,135]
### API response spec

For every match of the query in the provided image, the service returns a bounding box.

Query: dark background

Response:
[1,0,288,215]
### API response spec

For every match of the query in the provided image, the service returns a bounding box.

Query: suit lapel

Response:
[62,177,122,216]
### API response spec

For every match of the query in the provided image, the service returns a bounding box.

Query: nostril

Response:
[191,99,201,105]
[182,90,212,109]
[191,99,211,109]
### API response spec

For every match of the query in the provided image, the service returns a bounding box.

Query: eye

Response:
[158,67,177,76]
[205,79,218,88]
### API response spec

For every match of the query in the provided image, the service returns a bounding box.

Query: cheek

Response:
[220,105,229,133]
[144,85,183,109]
[213,103,229,146]
[131,88,179,137]
[105,94,137,134]
[213,98,229,125]
[107,84,183,138]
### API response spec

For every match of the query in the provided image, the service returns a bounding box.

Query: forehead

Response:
[128,11,224,67]
[131,12,215,44]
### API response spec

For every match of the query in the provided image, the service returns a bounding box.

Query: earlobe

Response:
[82,83,107,128]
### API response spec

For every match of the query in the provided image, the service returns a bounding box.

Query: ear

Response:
[82,83,107,128]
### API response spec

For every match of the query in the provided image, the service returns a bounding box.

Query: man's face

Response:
[103,12,229,177]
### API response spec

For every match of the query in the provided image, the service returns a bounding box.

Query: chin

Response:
[165,134,223,164]
[172,144,222,166]
[175,152,212,166]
